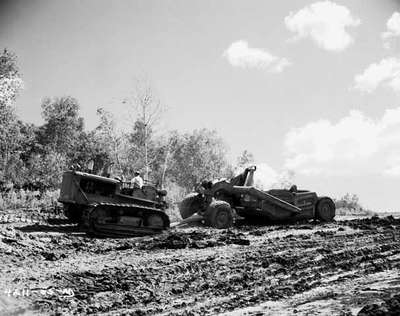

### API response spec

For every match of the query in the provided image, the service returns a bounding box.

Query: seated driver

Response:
[131,171,144,189]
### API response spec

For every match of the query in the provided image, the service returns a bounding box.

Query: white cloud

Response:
[382,12,400,48]
[284,1,361,52]
[223,40,291,73]
[284,107,400,177]
[354,57,400,93]
[253,163,279,189]
[253,163,295,190]
[384,165,400,176]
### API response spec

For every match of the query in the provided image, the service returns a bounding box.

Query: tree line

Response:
[0,49,252,195]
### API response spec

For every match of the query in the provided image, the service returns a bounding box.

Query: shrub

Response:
[0,189,60,211]
[334,193,376,216]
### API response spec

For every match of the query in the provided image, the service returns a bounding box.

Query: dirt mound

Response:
[340,216,400,230]
[139,229,250,250]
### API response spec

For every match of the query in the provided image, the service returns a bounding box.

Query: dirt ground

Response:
[0,211,399,316]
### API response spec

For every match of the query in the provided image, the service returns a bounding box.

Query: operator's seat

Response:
[132,185,157,201]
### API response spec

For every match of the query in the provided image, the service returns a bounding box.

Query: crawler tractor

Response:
[179,166,335,228]
[58,171,170,236]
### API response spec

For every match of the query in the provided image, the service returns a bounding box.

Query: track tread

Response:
[86,202,170,237]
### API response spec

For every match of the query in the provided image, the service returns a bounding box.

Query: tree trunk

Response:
[161,146,170,189]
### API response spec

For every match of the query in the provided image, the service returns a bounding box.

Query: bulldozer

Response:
[179,166,335,228]
[58,170,170,236]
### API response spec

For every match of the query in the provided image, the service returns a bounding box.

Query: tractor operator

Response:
[131,171,144,189]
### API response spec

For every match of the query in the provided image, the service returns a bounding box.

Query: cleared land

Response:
[0,211,399,315]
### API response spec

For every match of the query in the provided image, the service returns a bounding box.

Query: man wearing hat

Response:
[131,171,144,189]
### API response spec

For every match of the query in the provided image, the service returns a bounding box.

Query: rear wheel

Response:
[204,200,233,229]
[315,198,335,222]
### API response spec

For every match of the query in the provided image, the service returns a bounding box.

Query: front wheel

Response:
[315,198,335,222]
[204,200,233,229]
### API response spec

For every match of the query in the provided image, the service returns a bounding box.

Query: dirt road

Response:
[0,213,399,315]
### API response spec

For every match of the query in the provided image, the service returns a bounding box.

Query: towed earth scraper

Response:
[179,166,335,229]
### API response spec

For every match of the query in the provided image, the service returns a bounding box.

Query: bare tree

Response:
[123,77,165,180]
[160,134,178,189]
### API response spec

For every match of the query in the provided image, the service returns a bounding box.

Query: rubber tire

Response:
[64,205,82,223]
[204,200,233,229]
[315,198,335,222]
[179,193,203,219]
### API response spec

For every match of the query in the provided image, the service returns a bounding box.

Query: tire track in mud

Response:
[32,217,400,315]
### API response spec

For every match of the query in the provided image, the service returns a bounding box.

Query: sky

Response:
[1,0,400,211]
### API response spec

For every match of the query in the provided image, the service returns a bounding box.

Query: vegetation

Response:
[334,193,376,216]
[0,189,59,211]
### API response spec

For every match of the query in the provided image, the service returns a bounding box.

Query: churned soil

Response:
[0,213,399,315]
